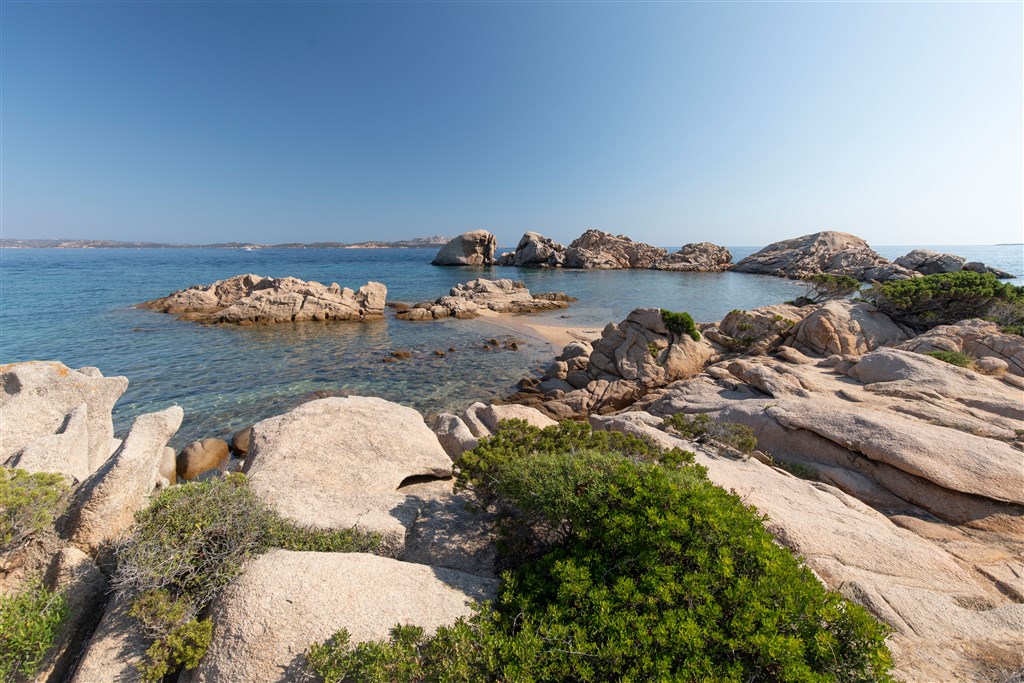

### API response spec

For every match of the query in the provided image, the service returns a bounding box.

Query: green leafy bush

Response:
[660,309,702,341]
[864,271,1024,330]
[663,412,758,454]
[114,473,378,679]
[0,468,70,552]
[924,350,973,368]
[0,579,67,681]
[793,274,861,305]
[310,422,895,683]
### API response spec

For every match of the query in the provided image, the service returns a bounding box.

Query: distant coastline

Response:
[0,236,451,250]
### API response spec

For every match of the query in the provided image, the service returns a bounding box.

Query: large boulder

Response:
[963,261,1015,279]
[190,551,497,682]
[653,242,733,272]
[177,438,231,481]
[242,397,454,552]
[70,406,184,553]
[787,301,912,356]
[894,249,967,275]
[0,361,128,478]
[563,229,667,269]
[431,230,497,266]
[733,231,916,281]
[141,274,387,324]
[503,231,565,267]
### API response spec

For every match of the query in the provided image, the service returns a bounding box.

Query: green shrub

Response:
[114,473,378,680]
[663,412,758,454]
[801,274,861,305]
[0,468,70,552]
[924,350,973,368]
[0,579,67,681]
[777,461,820,481]
[864,271,1024,330]
[660,309,701,341]
[310,422,894,683]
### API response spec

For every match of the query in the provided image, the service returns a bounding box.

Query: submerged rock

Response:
[140,274,386,324]
[733,231,917,281]
[431,230,498,266]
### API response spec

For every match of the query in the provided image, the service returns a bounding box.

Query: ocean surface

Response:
[1,243,1020,447]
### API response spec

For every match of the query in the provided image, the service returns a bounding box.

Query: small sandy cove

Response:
[475,309,601,353]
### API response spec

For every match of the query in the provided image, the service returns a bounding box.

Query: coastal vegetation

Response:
[0,579,67,681]
[660,309,702,341]
[0,468,70,552]
[662,412,758,454]
[791,273,862,306]
[307,421,895,682]
[924,350,974,368]
[112,473,379,681]
[864,271,1024,331]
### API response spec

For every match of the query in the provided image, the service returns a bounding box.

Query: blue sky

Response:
[2,2,1021,246]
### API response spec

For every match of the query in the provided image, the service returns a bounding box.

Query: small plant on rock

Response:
[924,350,974,368]
[662,412,757,454]
[660,309,701,341]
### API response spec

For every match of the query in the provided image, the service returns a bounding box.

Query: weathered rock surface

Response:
[243,397,454,552]
[431,230,498,266]
[0,361,128,478]
[653,242,733,272]
[497,231,566,267]
[433,413,479,459]
[39,547,108,683]
[176,438,230,481]
[141,274,387,324]
[787,300,912,356]
[896,318,1024,376]
[70,406,184,553]
[733,231,917,281]
[395,278,572,320]
[71,595,151,683]
[563,229,668,269]
[703,304,809,353]
[191,551,497,683]
[894,248,967,275]
[963,260,1016,278]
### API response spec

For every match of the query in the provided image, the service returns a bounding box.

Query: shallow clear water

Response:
[1,244,1020,447]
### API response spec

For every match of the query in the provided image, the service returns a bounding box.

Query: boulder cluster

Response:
[140,273,387,324]
[895,248,1015,278]
[394,278,573,321]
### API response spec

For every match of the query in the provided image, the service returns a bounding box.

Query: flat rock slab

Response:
[190,550,497,683]
[243,397,454,552]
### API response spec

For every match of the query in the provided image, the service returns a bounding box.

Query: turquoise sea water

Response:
[1,244,1020,447]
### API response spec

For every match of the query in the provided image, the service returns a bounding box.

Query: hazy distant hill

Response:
[0,236,452,249]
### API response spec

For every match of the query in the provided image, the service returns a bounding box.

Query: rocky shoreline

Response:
[2,233,1022,683]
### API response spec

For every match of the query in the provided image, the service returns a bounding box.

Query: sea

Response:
[1,244,1020,447]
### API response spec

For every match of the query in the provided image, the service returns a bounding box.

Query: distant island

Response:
[0,236,452,250]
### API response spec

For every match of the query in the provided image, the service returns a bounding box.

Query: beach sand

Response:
[475,309,602,354]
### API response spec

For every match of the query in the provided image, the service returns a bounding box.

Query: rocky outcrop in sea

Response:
[140,273,387,324]
[732,231,918,281]
[895,248,1016,278]
[394,278,573,320]
[431,230,498,266]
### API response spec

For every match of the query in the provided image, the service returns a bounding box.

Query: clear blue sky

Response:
[3,1,1021,246]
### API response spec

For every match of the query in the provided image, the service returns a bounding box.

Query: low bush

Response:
[114,473,378,680]
[660,309,701,341]
[662,412,758,454]
[924,350,973,368]
[792,273,861,305]
[864,271,1024,330]
[776,461,821,481]
[0,468,70,552]
[0,579,67,681]
[310,422,895,682]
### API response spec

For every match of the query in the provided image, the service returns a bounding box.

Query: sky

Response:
[2,2,1021,247]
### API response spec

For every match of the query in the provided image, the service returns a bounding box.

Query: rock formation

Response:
[176,438,231,481]
[563,229,667,269]
[897,249,1016,278]
[733,231,918,281]
[653,242,733,272]
[496,231,566,267]
[242,397,456,553]
[431,230,498,266]
[140,274,387,324]
[395,278,573,320]
[432,402,557,459]
[189,551,497,682]
[895,318,1024,375]
[1,361,128,480]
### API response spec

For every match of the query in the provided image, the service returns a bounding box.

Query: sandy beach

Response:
[475,309,602,353]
